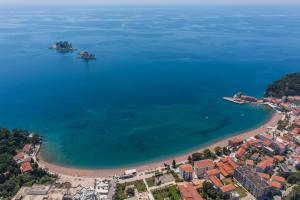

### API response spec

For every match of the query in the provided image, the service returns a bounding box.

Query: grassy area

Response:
[114,180,147,200]
[146,177,156,187]
[132,180,147,192]
[236,186,248,198]
[152,185,182,200]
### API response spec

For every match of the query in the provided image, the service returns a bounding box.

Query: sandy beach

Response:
[37,112,282,178]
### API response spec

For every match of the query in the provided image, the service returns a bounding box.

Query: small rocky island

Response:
[78,51,96,61]
[49,41,77,52]
[265,73,300,98]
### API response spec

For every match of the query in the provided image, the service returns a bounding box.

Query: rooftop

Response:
[195,159,214,169]
[178,183,204,200]
[220,184,236,193]
[271,175,286,183]
[180,164,193,173]
[209,176,222,188]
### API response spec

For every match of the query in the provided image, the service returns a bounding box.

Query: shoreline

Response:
[37,112,282,178]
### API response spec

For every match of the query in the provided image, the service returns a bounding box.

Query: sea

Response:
[0,5,300,168]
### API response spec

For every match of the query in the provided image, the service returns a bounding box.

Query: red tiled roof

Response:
[228,159,238,169]
[219,167,229,177]
[247,139,258,146]
[258,172,270,180]
[206,168,220,176]
[195,159,214,169]
[23,144,32,152]
[24,157,32,163]
[264,156,274,162]
[292,128,300,135]
[178,184,204,200]
[263,139,272,146]
[268,181,281,189]
[229,136,243,145]
[220,157,230,162]
[220,184,236,193]
[21,162,32,173]
[209,176,223,188]
[271,175,286,183]
[246,160,254,166]
[216,162,223,168]
[180,164,193,173]
[15,152,24,159]
[235,147,246,158]
[257,160,273,169]
[222,164,234,174]
[274,155,284,162]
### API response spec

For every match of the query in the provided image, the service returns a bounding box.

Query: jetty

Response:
[223,97,245,104]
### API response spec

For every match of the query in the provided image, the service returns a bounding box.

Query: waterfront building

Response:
[228,136,243,147]
[179,164,193,181]
[178,183,204,200]
[194,159,214,178]
[234,166,270,199]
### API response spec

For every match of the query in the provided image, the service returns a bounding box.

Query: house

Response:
[245,160,254,166]
[257,172,270,180]
[205,168,220,179]
[256,160,273,173]
[251,153,260,160]
[278,163,293,178]
[216,157,237,179]
[270,141,287,155]
[194,159,214,178]
[179,164,193,181]
[268,181,282,190]
[209,176,223,188]
[235,147,246,159]
[234,166,270,200]
[23,144,32,154]
[178,183,204,200]
[13,152,25,164]
[228,136,243,147]
[262,145,275,156]
[21,162,33,173]
[220,184,236,198]
[291,128,300,135]
[271,175,285,185]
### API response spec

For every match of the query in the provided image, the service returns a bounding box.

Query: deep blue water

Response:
[0,6,300,168]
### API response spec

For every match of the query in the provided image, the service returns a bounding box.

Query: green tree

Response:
[172,160,176,169]
[187,156,192,164]
[192,152,203,161]
[214,146,223,157]
[222,147,231,156]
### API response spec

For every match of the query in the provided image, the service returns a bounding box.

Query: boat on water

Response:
[223,97,245,104]
[78,51,96,61]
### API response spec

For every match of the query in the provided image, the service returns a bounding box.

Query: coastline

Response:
[37,112,282,178]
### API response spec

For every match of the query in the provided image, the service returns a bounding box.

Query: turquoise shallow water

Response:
[0,6,300,168]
